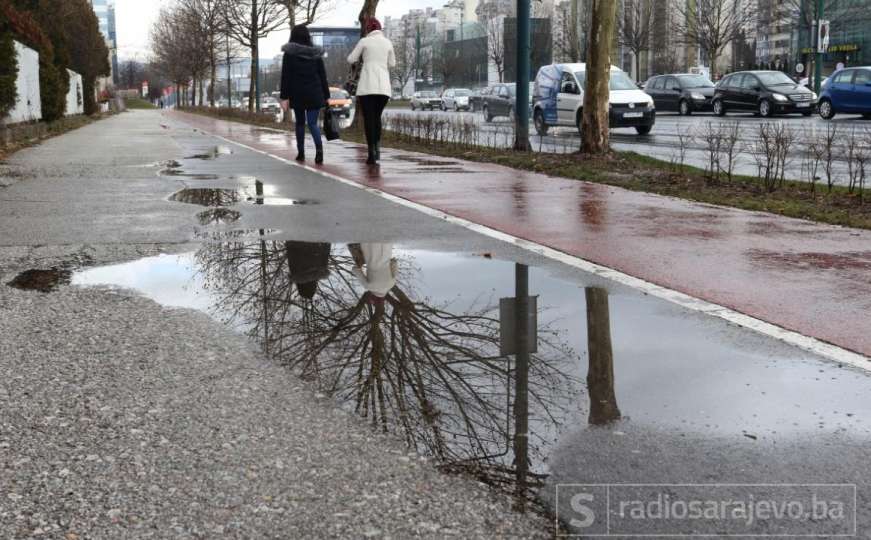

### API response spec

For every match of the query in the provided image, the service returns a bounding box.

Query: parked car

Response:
[328,87,353,118]
[817,66,871,120]
[411,91,441,111]
[533,63,655,135]
[644,73,716,115]
[481,83,515,121]
[261,97,282,114]
[711,71,816,117]
[469,87,492,112]
[441,88,472,111]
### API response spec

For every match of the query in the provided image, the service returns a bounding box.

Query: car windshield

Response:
[506,84,517,96]
[454,89,471,96]
[608,71,638,90]
[677,74,714,88]
[330,90,347,99]
[421,92,437,98]
[756,72,796,86]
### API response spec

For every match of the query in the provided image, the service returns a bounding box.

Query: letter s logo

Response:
[570,492,596,528]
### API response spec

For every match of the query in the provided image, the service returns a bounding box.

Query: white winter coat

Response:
[352,243,397,298]
[347,31,396,97]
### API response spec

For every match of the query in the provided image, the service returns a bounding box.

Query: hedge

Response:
[0,31,16,118]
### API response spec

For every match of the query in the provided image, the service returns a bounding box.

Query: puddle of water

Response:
[169,188,242,207]
[193,229,281,240]
[7,268,72,292]
[170,183,319,208]
[197,208,242,225]
[71,243,871,528]
[184,146,233,160]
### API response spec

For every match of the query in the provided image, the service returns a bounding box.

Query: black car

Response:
[481,83,515,121]
[644,73,716,115]
[469,87,492,112]
[712,71,816,117]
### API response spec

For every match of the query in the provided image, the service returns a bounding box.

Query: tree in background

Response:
[580,0,618,155]
[180,0,226,107]
[151,6,193,106]
[271,0,332,27]
[59,0,110,115]
[0,21,17,118]
[479,17,506,83]
[617,0,653,82]
[675,0,754,76]
[220,0,287,112]
[391,27,415,98]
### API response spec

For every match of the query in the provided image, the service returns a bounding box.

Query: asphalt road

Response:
[384,107,871,185]
[1,109,869,537]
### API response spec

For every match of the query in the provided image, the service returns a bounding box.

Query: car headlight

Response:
[772,93,788,102]
[647,100,655,109]
[811,92,818,101]
[690,92,706,100]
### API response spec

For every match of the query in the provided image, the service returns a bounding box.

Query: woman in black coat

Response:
[280,25,331,164]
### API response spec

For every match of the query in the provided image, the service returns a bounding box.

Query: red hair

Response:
[364,17,382,34]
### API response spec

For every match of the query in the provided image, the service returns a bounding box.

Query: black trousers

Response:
[358,94,389,147]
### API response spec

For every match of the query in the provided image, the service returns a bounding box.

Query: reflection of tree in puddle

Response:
[195,241,578,504]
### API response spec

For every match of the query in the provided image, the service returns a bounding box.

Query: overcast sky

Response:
[115,0,440,61]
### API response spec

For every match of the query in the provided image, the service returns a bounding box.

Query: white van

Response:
[533,63,655,135]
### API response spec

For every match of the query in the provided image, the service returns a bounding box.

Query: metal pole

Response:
[813,0,823,91]
[416,23,421,90]
[513,263,530,509]
[514,0,531,150]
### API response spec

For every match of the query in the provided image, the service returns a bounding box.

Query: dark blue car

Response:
[818,66,871,119]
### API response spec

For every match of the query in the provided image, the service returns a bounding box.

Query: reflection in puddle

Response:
[170,188,242,207]
[170,182,319,208]
[72,244,871,529]
[197,208,242,225]
[184,146,233,160]
[7,268,72,292]
[158,168,221,180]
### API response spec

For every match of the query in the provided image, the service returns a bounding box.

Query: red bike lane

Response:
[169,111,871,358]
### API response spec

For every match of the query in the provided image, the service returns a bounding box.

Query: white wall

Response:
[6,41,42,124]
[65,69,84,115]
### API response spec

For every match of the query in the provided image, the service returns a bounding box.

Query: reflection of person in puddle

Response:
[286,241,331,299]
[349,243,397,299]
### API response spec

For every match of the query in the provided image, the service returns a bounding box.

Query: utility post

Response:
[814,0,824,91]
[513,263,530,509]
[514,0,531,150]
[415,22,422,91]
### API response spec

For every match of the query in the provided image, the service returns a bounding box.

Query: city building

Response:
[796,3,871,73]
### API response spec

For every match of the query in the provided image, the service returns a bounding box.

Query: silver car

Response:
[440,88,472,111]
[411,91,441,111]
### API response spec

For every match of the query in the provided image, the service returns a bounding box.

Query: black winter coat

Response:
[280,42,330,110]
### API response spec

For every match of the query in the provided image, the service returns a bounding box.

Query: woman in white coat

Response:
[347,18,396,165]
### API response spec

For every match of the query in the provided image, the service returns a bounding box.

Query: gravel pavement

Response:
[0,277,549,538]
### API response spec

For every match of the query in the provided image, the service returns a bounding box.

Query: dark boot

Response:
[295,150,305,162]
[374,141,381,161]
[366,144,376,165]
[315,146,324,165]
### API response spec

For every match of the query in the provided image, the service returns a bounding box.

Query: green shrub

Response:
[0,31,17,118]
[39,57,66,121]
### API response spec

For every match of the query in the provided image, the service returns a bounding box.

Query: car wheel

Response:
[713,99,726,117]
[455,103,460,112]
[483,105,492,122]
[636,125,652,135]
[411,104,416,111]
[576,110,583,135]
[818,99,835,120]
[862,113,871,120]
[534,109,549,136]
[679,99,691,116]
[759,99,773,118]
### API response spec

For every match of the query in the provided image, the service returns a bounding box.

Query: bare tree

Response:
[220,0,287,112]
[272,0,332,27]
[675,0,754,76]
[478,17,506,83]
[391,27,416,98]
[778,0,860,84]
[180,0,226,107]
[580,0,618,155]
[617,0,653,82]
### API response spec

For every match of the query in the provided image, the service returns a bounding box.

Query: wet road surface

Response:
[173,109,871,359]
[2,109,869,537]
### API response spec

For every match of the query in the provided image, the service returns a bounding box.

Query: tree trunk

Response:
[210,39,217,107]
[580,0,617,155]
[249,1,258,113]
[585,287,621,425]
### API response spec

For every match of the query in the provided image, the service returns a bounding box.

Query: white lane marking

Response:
[190,120,871,372]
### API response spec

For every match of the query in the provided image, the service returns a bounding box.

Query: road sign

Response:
[796,63,805,74]
[499,295,538,356]
[818,20,831,53]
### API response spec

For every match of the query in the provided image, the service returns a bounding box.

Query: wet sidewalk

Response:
[169,110,871,358]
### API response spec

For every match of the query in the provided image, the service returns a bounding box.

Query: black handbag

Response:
[323,109,341,141]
